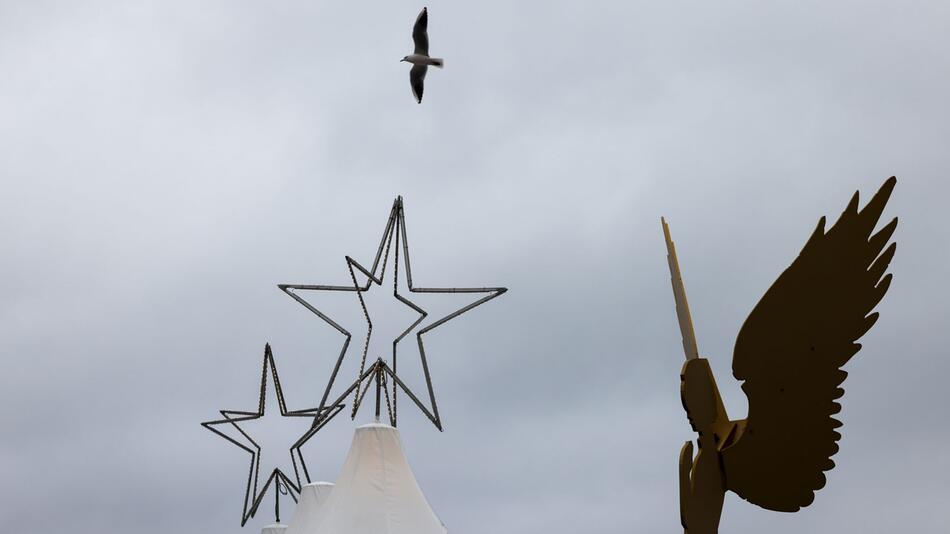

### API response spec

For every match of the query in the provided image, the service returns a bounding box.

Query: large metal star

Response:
[201,344,343,526]
[279,196,506,431]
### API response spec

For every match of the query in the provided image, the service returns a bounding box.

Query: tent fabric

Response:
[261,523,287,534]
[310,423,448,534]
[286,482,335,534]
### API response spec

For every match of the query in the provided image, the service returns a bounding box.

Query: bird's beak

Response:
[399,58,406,62]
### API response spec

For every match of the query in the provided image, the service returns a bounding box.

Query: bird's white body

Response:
[403,54,444,68]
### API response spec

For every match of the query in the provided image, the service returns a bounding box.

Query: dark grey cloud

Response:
[1,0,948,532]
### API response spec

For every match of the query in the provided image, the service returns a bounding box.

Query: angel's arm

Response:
[679,440,693,529]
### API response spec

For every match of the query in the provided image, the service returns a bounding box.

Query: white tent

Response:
[261,523,287,534]
[285,481,334,534]
[309,422,448,534]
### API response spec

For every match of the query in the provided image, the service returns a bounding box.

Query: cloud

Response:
[1,1,948,532]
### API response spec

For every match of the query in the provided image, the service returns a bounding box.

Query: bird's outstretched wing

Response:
[410,64,427,103]
[721,177,898,512]
[413,7,429,55]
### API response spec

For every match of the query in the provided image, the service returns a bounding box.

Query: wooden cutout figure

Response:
[663,177,898,533]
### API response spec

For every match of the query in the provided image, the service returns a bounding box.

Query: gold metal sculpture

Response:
[663,177,898,533]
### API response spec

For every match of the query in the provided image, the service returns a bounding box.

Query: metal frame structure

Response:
[201,344,344,526]
[292,356,448,449]
[279,196,507,431]
[203,196,506,527]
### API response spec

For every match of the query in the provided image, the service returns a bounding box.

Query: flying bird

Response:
[663,177,899,533]
[401,7,443,103]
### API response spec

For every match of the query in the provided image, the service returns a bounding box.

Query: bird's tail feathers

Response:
[429,58,444,68]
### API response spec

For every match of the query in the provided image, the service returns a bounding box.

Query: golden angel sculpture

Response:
[662,177,898,533]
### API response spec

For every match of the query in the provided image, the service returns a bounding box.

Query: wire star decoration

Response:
[202,197,506,527]
[201,344,343,526]
[280,196,507,431]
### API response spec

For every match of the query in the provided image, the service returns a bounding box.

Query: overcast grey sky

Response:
[1,1,948,532]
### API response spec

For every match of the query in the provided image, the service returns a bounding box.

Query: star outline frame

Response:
[200,343,344,526]
[279,196,507,431]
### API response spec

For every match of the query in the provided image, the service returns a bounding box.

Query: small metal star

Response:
[201,343,343,526]
[280,196,506,431]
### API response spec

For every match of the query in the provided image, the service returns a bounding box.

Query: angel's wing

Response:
[721,177,898,512]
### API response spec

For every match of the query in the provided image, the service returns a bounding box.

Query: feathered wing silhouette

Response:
[720,176,898,511]
[413,7,429,55]
[410,65,427,104]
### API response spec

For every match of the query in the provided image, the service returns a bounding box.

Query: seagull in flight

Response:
[400,7,443,104]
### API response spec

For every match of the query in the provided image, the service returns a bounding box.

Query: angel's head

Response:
[680,358,720,432]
